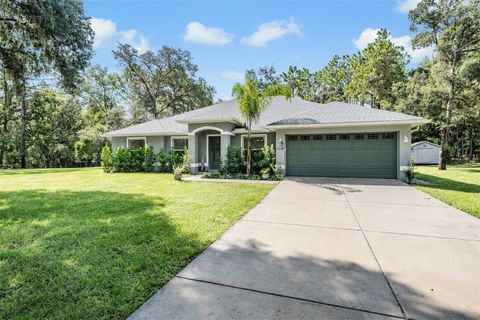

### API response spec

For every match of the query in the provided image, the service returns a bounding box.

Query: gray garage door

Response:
[286,132,397,178]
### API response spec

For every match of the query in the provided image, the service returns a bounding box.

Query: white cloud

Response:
[241,18,301,47]
[91,17,116,48]
[353,28,434,63]
[120,29,138,42]
[221,70,244,81]
[91,17,150,53]
[395,0,421,13]
[184,21,233,46]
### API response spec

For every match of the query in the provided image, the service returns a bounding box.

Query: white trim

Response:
[266,119,430,130]
[126,137,147,148]
[176,117,242,125]
[240,133,267,151]
[206,134,221,168]
[171,136,188,151]
[190,126,234,136]
[103,132,187,138]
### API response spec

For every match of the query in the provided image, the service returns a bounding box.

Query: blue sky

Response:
[85,0,431,100]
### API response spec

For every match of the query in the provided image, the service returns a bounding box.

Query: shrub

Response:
[260,144,276,176]
[143,146,155,172]
[403,161,415,184]
[172,147,191,176]
[223,146,243,174]
[100,146,114,173]
[157,149,169,172]
[130,148,145,172]
[114,147,131,172]
[169,149,184,168]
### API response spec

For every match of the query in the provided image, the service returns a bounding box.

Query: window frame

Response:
[240,133,267,151]
[126,137,147,149]
[171,136,189,151]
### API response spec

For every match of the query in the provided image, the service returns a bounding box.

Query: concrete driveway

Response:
[129,178,480,320]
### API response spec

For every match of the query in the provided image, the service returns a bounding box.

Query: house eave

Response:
[101,131,187,138]
[266,119,431,130]
[176,117,242,125]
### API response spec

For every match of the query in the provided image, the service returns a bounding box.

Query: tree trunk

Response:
[20,80,27,169]
[0,69,11,167]
[438,61,456,170]
[246,120,251,175]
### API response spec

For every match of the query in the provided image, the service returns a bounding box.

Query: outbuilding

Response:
[411,141,440,164]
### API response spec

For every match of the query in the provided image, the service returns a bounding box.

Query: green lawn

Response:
[414,164,480,218]
[0,168,275,319]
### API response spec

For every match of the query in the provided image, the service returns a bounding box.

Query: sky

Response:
[85,0,432,100]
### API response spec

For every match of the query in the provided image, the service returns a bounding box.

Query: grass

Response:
[414,164,480,219]
[0,168,274,319]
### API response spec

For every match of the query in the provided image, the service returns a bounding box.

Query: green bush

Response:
[143,146,155,172]
[157,149,169,172]
[130,148,145,172]
[260,144,276,176]
[114,148,130,172]
[223,146,243,174]
[100,146,114,173]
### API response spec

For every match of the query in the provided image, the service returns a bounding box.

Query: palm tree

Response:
[232,73,291,174]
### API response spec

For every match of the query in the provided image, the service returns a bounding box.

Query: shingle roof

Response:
[267,101,427,126]
[103,97,428,137]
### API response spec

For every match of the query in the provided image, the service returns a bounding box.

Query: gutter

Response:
[266,119,431,130]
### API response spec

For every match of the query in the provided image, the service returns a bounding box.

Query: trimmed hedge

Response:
[100,146,186,173]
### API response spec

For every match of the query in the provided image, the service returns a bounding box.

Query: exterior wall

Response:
[111,137,126,152]
[110,136,166,153]
[275,125,413,180]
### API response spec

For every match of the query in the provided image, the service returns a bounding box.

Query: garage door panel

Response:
[286,133,397,178]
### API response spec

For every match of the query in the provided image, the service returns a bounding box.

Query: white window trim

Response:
[206,134,221,168]
[126,137,147,148]
[171,136,189,151]
[240,133,267,151]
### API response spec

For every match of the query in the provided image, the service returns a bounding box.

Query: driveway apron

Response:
[129,177,480,320]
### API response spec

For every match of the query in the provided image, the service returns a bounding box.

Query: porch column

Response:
[188,133,198,174]
[220,132,231,162]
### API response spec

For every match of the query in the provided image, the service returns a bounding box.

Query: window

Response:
[326,134,336,141]
[171,137,188,151]
[354,134,364,140]
[313,135,323,141]
[368,133,379,140]
[383,133,394,139]
[287,135,298,141]
[339,134,350,140]
[127,137,146,149]
[241,134,266,151]
[300,135,310,141]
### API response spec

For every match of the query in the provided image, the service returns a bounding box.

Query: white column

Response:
[188,133,198,174]
[220,133,231,162]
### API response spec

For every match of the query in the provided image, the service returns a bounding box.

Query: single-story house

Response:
[412,141,440,164]
[103,96,429,180]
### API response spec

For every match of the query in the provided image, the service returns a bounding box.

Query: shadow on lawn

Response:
[133,239,478,320]
[0,168,92,175]
[416,173,480,194]
[0,189,204,320]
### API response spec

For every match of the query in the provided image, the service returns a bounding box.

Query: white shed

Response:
[411,141,440,164]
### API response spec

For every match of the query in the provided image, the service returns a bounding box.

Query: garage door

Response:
[286,132,397,178]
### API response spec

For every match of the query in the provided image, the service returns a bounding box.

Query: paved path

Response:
[129,178,480,320]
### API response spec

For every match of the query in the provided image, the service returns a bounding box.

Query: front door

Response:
[208,136,221,170]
